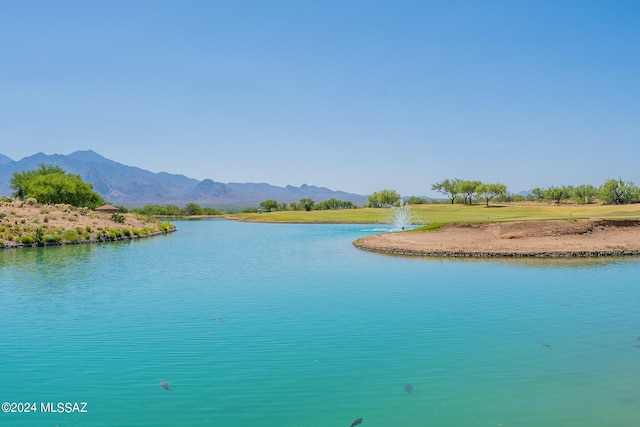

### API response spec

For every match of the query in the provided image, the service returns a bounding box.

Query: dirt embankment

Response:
[0,200,175,249]
[353,219,640,258]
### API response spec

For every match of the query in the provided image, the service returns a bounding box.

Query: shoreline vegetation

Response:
[0,199,175,249]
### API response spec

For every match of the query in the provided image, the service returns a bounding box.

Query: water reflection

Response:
[0,243,104,294]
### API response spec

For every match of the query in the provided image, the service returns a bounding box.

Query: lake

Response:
[1,219,639,426]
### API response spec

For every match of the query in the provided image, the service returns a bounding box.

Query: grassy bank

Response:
[226,203,640,225]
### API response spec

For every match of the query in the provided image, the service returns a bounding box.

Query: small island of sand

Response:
[353,219,640,258]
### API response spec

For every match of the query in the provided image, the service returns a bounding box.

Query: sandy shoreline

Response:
[353,219,640,258]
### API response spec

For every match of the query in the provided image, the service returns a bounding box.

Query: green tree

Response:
[457,180,481,205]
[201,206,221,215]
[259,199,278,212]
[599,178,640,204]
[545,186,573,204]
[572,184,598,204]
[476,183,508,207]
[431,179,461,204]
[316,198,354,210]
[528,188,546,202]
[10,163,105,208]
[299,198,315,211]
[10,164,64,200]
[164,204,185,216]
[288,201,300,211]
[367,189,401,208]
[183,203,204,216]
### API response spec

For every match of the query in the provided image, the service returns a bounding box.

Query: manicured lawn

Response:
[226,203,640,224]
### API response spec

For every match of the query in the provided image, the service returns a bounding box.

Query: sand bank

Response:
[353,219,640,258]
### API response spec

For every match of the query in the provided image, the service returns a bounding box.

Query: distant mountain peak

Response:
[68,149,109,162]
[0,150,368,208]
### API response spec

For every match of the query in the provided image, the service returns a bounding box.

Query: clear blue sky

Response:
[1,1,638,197]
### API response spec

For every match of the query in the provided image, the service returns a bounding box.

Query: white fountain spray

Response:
[389,199,426,231]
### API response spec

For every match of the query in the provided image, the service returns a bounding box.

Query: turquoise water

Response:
[1,219,640,426]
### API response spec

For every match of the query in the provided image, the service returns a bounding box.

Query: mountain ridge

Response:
[0,150,369,208]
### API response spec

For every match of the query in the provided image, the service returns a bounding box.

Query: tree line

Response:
[131,203,221,216]
[431,178,640,205]
[256,177,640,212]
[255,198,356,213]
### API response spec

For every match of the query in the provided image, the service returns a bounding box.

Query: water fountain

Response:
[389,200,425,231]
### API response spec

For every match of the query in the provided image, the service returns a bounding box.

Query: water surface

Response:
[2,220,639,426]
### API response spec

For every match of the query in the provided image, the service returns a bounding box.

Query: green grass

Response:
[226,203,640,225]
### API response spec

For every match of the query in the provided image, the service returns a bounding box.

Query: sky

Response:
[1,1,639,197]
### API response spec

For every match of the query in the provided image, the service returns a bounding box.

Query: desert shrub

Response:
[111,213,126,224]
[159,223,174,232]
[25,197,38,206]
[85,225,92,232]
[122,229,132,237]
[43,234,60,244]
[21,235,34,245]
[40,207,50,214]
[62,230,81,242]
[78,207,89,216]
[34,227,44,245]
[132,229,141,236]
[106,228,122,239]
[95,231,103,239]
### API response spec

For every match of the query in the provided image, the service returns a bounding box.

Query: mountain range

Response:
[0,150,369,208]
